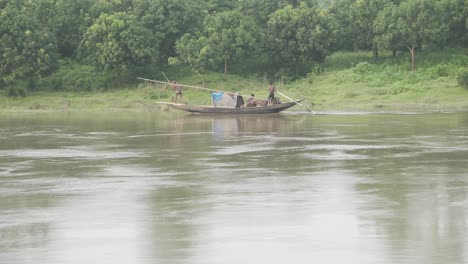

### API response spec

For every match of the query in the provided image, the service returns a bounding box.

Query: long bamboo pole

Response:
[138,77,272,101]
[276,90,312,112]
[137,77,218,92]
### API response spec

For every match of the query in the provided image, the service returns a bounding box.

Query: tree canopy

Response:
[375,0,449,70]
[0,0,466,90]
[0,0,57,88]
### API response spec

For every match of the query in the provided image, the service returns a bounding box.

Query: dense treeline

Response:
[0,0,466,93]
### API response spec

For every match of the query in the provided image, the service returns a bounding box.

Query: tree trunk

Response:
[373,45,379,63]
[409,46,416,71]
[224,57,228,75]
[392,49,397,57]
[198,72,206,88]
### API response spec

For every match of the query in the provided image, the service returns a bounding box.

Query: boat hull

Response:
[168,100,304,114]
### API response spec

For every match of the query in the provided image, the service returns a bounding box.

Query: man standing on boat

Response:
[268,82,276,104]
[172,81,182,103]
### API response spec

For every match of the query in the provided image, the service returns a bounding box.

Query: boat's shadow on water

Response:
[175,114,306,135]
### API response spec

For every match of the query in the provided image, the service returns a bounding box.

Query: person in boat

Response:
[246,94,256,107]
[172,81,182,103]
[236,93,245,108]
[268,82,276,104]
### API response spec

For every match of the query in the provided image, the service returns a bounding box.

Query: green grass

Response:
[1,49,467,112]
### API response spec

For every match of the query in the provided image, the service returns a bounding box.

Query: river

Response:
[0,111,467,264]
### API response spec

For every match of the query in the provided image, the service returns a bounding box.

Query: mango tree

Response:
[374,0,448,70]
[169,34,214,86]
[267,3,334,75]
[351,0,391,62]
[0,0,57,91]
[79,12,158,74]
[174,10,260,75]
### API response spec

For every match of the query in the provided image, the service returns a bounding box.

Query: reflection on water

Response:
[0,112,468,264]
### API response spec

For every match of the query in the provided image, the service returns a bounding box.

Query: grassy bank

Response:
[1,49,467,112]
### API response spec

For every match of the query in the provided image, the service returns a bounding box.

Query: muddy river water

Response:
[1,111,467,264]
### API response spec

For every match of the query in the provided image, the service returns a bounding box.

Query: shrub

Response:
[390,83,409,95]
[457,70,468,89]
[37,59,117,91]
[435,64,449,77]
[325,51,377,70]
[352,62,374,74]
[367,88,387,96]
[5,86,27,97]
[145,88,169,99]
[306,72,316,84]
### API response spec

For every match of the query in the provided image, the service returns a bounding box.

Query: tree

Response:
[0,0,57,89]
[169,34,214,86]
[79,12,158,74]
[238,0,286,27]
[88,0,133,18]
[267,3,334,75]
[53,0,94,57]
[351,0,391,62]
[374,0,449,70]
[134,0,209,64]
[173,10,260,75]
[440,0,467,46]
[327,0,357,51]
[206,10,261,74]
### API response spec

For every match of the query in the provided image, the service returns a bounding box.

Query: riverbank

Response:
[2,73,467,113]
[2,50,467,113]
[1,80,467,113]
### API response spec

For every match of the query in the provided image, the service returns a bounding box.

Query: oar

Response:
[276,90,312,112]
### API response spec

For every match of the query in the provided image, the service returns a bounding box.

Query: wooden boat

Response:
[168,100,303,114]
[136,77,309,114]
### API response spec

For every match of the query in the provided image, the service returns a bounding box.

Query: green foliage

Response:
[435,64,449,77]
[79,12,158,72]
[324,51,382,70]
[172,10,261,75]
[170,34,214,77]
[1,49,467,111]
[327,0,356,51]
[4,86,27,97]
[0,0,466,93]
[267,3,334,75]
[440,0,468,45]
[352,62,374,74]
[0,0,58,88]
[374,0,449,70]
[389,84,410,95]
[37,59,116,91]
[339,49,464,95]
[53,0,94,57]
[134,0,208,63]
[457,70,468,89]
[238,0,284,27]
[205,10,261,74]
[350,0,391,61]
[142,84,170,100]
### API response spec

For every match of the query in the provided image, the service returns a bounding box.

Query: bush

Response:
[352,62,374,74]
[325,51,377,70]
[457,70,468,89]
[37,59,117,91]
[306,71,316,84]
[390,85,409,95]
[144,87,169,99]
[4,86,27,97]
[435,64,449,77]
